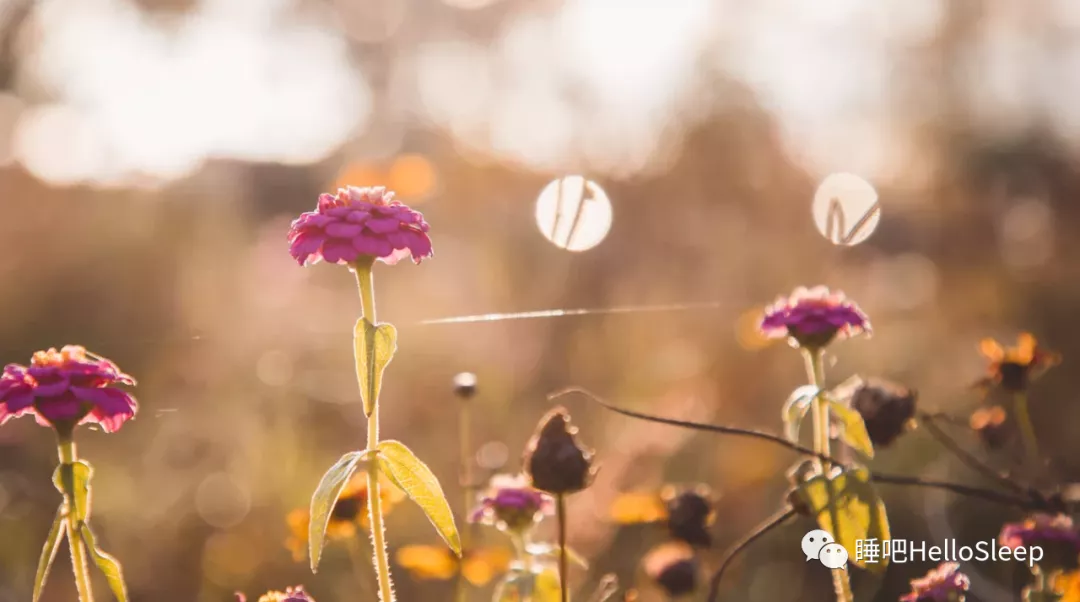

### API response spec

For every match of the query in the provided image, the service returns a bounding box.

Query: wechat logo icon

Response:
[802,529,849,569]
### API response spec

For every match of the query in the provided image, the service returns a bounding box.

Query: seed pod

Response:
[663,487,714,548]
[523,406,596,495]
[453,372,478,399]
[644,543,698,597]
[849,378,918,448]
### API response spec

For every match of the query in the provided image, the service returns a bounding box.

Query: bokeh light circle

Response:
[812,172,881,246]
[534,175,613,251]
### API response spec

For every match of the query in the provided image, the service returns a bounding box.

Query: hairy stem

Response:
[557,494,569,602]
[57,437,94,602]
[802,349,850,602]
[706,507,796,602]
[355,260,395,602]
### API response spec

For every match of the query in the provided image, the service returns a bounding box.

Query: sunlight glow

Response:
[535,176,613,252]
[812,172,881,246]
[18,0,368,184]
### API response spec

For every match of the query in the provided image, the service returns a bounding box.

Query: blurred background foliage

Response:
[1,0,1080,600]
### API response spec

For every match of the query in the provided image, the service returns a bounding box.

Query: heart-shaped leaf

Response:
[309,450,374,571]
[81,523,129,602]
[782,385,819,443]
[32,506,67,602]
[377,440,461,556]
[354,319,398,417]
[796,466,890,572]
[52,460,93,523]
[828,399,875,459]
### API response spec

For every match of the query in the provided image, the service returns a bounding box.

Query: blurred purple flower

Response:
[469,473,553,533]
[236,586,316,602]
[1000,513,1080,552]
[287,186,432,267]
[900,563,970,602]
[0,346,137,433]
[759,286,870,349]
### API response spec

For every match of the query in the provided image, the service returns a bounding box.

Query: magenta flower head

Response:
[287,185,432,267]
[0,346,137,434]
[1001,513,1080,569]
[900,563,970,602]
[760,286,870,349]
[469,473,554,533]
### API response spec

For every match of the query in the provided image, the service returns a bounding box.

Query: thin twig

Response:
[548,387,839,465]
[868,474,1031,507]
[918,412,1028,495]
[551,387,1050,511]
[706,507,796,602]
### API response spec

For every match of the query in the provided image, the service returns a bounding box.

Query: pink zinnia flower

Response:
[759,286,870,348]
[1000,513,1080,552]
[901,563,970,602]
[469,473,554,533]
[0,346,137,433]
[287,186,432,267]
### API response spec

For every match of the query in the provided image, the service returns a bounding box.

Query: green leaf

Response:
[782,385,818,443]
[354,319,398,417]
[828,398,875,458]
[32,506,67,602]
[309,450,375,571]
[796,467,890,573]
[377,440,461,557]
[80,523,129,602]
[52,460,94,523]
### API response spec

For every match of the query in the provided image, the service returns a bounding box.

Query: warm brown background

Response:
[1,1,1079,601]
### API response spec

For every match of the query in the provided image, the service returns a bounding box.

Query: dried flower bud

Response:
[849,378,918,448]
[970,406,1012,450]
[644,543,698,598]
[523,407,596,495]
[453,372,478,399]
[662,486,715,548]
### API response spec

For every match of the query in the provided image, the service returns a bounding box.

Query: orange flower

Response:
[1054,570,1080,602]
[611,485,716,548]
[284,471,404,562]
[395,544,512,586]
[978,333,1060,392]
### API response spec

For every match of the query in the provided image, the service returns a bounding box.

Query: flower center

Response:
[31,346,87,368]
[332,495,365,521]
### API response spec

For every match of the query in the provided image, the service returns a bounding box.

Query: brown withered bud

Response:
[786,487,812,517]
[849,378,918,448]
[663,486,715,548]
[523,406,596,495]
[644,543,698,598]
[970,406,1013,450]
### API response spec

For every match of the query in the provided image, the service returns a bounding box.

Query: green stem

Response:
[355,259,395,602]
[1013,392,1040,469]
[57,436,94,602]
[557,495,569,602]
[802,348,852,602]
[456,397,474,602]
